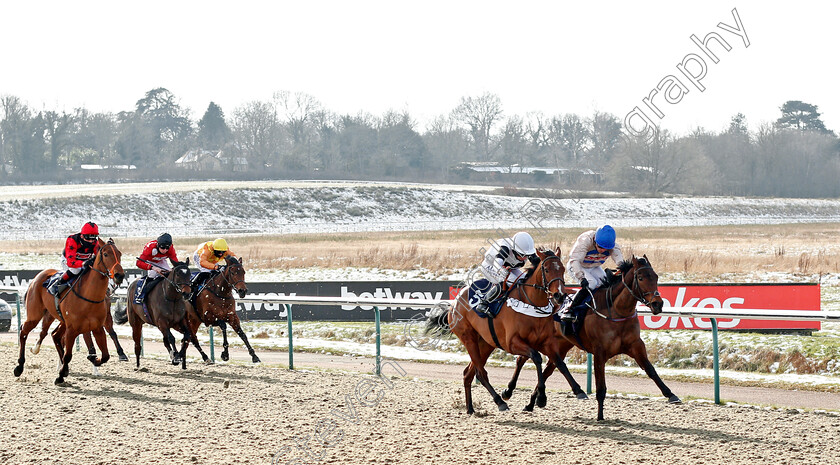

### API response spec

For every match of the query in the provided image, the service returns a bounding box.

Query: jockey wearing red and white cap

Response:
[48,222,101,296]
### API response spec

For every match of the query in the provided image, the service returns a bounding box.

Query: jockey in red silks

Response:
[133,233,179,304]
[48,222,101,296]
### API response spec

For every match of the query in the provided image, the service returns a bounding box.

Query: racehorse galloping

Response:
[30,297,129,363]
[426,249,567,414]
[125,259,210,369]
[15,239,125,384]
[506,255,680,420]
[183,256,259,363]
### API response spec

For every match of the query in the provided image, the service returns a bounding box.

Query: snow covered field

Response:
[3,180,840,239]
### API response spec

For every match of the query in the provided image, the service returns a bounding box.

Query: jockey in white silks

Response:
[474,232,540,317]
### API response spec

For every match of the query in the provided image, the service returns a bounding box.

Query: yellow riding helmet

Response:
[212,238,229,251]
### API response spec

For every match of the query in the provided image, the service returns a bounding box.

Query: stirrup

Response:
[559,311,577,322]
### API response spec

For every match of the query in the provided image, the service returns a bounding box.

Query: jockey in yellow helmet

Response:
[191,238,236,289]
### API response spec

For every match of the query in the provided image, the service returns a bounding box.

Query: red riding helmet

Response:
[81,222,99,236]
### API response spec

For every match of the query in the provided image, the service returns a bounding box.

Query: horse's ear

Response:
[185,257,190,266]
[239,257,244,265]
[554,247,561,258]
[107,238,115,245]
[535,249,546,260]
[632,255,639,266]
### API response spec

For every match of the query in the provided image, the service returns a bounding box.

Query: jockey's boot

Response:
[48,273,70,296]
[133,278,147,305]
[474,283,503,318]
[559,288,589,322]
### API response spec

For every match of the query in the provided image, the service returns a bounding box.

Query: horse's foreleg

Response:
[228,319,261,363]
[88,327,111,367]
[218,321,230,362]
[56,328,78,384]
[159,324,179,366]
[14,318,40,377]
[463,362,476,415]
[108,327,128,362]
[508,337,546,409]
[502,355,529,401]
[525,360,557,411]
[51,323,66,362]
[593,353,608,421]
[628,341,680,404]
[83,331,97,364]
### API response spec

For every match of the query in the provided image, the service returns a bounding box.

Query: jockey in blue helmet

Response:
[559,225,625,321]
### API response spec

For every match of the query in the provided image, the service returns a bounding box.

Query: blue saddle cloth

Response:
[467,278,505,318]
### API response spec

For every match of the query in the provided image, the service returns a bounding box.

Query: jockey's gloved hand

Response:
[579,278,589,290]
[84,257,96,268]
[216,265,225,273]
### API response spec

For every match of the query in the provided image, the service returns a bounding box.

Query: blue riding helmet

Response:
[595,225,616,249]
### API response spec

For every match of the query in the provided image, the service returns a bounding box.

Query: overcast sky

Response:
[0,1,835,136]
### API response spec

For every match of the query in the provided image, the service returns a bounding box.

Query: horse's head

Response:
[626,255,663,314]
[98,238,125,286]
[171,258,192,300]
[222,256,248,299]
[534,247,566,307]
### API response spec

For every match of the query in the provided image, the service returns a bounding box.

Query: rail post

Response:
[375,306,381,376]
[711,318,720,404]
[140,327,144,356]
[209,326,215,363]
[586,352,593,394]
[286,304,294,370]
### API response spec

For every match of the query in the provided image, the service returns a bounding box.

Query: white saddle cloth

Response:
[506,298,554,317]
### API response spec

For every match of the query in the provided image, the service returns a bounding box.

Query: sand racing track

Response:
[2,344,839,465]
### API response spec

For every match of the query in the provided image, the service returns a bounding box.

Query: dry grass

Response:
[3,223,840,276]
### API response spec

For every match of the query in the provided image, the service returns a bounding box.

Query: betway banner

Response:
[0,269,820,328]
[646,283,821,330]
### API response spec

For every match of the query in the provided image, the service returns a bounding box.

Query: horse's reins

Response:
[64,244,119,305]
[594,264,659,321]
[511,256,565,311]
[201,262,245,300]
[160,264,191,302]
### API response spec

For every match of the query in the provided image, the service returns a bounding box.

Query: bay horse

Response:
[30,295,129,363]
[124,259,211,369]
[505,255,681,420]
[14,238,125,384]
[183,256,260,363]
[425,248,568,414]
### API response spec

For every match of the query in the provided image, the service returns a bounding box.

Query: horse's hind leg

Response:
[465,338,507,412]
[14,317,41,377]
[56,328,78,385]
[83,332,98,364]
[105,311,128,361]
[553,353,587,399]
[182,321,210,365]
[502,355,528,401]
[226,318,261,363]
[159,324,179,366]
[129,311,143,368]
[524,361,557,412]
[508,336,547,409]
[628,341,680,404]
[31,313,55,355]
[593,352,608,421]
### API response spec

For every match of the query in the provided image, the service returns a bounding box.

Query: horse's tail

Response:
[424,303,453,337]
[113,303,128,325]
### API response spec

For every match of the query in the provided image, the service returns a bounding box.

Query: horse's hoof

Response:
[668,395,682,404]
[172,358,181,366]
[497,402,509,412]
[13,366,23,377]
[576,392,589,400]
[55,376,65,385]
[87,355,98,364]
[118,354,129,362]
[501,389,512,401]
[466,408,475,416]
[523,405,534,412]
[251,355,261,363]
[221,352,230,362]
[204,359,215,365]
[537,396,547,408]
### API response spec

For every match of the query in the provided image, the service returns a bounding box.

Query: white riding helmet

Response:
[511,232,536,255]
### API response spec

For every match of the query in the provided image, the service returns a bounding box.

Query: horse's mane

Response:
[522,248,556,282]
[225,255,241,266]
[600,256,649,288]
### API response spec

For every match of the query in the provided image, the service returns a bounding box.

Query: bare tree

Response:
[232,100,282,169]
[453,92,503,160]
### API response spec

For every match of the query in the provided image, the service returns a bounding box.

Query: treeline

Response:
[1,88,838,197]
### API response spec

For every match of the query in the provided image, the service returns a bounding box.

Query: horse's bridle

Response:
[160,263,191,302]
[514,255,566,308]
[202,262,246,300]
[597,263,660,321]
[65,242,120,305]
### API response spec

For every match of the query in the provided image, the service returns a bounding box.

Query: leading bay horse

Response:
[124,259,211,369]
[183,256,260,363]
[505,255,681,420]
[15,239,125,384]
[426,248,568,414]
